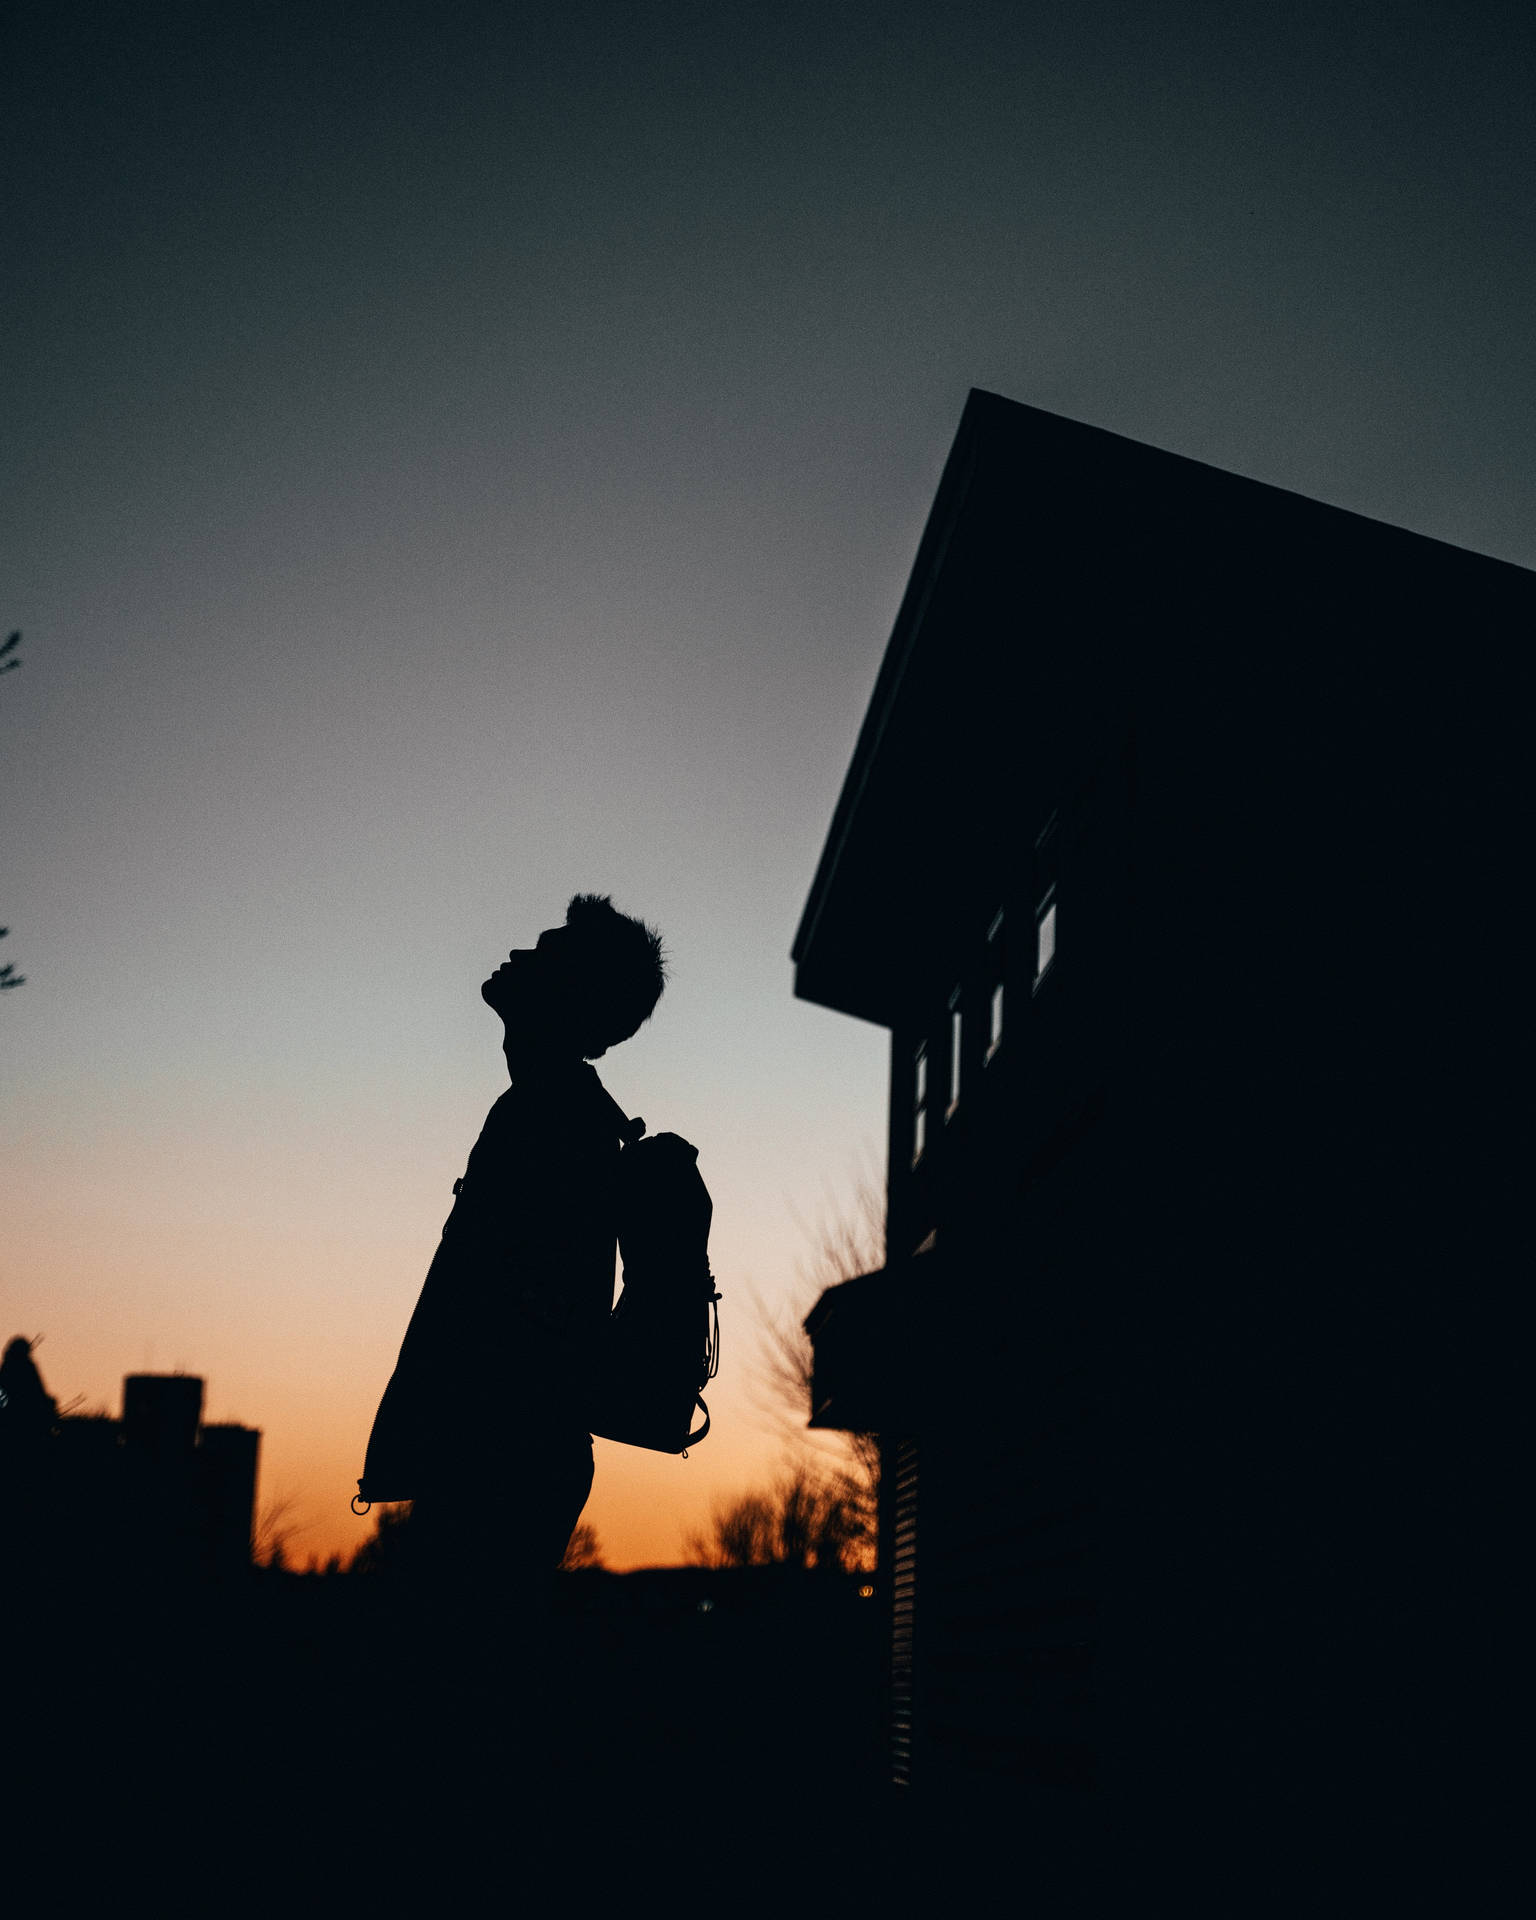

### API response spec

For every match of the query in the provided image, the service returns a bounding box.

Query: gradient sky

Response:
[5,0,1534,1569]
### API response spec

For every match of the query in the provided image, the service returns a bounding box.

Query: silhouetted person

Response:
[0,1336,57,1438]
[360,894,665,1761]
[1,1337,60,1573]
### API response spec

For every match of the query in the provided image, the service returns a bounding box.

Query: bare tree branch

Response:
[706,1154,887,1575]
[684,1464,873,1573]
[252,1494,309,1570]
[0,929,24,992]
[558,1521,605,1571]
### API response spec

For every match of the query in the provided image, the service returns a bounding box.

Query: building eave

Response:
[790,390,1004,1024]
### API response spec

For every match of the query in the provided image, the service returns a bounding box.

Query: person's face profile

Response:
[481,926,570,1018]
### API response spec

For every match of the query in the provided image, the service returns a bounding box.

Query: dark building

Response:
[0,1337,261,1583]
[792,392,1529,1857]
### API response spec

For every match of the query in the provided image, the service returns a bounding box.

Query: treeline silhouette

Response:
[687,1463,874,1573]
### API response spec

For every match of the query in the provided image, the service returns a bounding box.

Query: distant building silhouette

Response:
[0,1337,260,1582]
[792,392,1529,1844]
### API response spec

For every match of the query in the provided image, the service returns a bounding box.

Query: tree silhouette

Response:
[686,1464,870,1574]
[252,1494,307,1570]
[738,1159,885,1571]
[558,1522,605,1571]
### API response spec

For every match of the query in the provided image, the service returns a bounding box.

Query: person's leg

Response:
[399,1436,593,1785]
[389,1491,484,1779]
[524,1430,595,1570]
[504,1431,594,1738]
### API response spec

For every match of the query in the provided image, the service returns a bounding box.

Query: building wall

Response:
[799,396,1533,1838]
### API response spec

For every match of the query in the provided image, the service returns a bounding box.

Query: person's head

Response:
[481,893,666,1065]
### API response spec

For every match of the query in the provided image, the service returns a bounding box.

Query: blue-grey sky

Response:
[5,0,1533,1565]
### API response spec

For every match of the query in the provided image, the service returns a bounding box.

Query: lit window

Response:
[1036,897,1056,981]
[946,993,962,1118]
[1033,814,1059,993]
[912,1043,928,1166]
[985,909,1005,1060]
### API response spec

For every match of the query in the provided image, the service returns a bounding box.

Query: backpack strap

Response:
[589,1076,645,1145]
[679,1397,710,1451]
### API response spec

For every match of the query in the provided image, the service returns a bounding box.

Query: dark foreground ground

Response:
[12,1565,1038,1903]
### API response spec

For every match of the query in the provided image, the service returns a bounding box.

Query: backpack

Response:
[585,1113,720,1456]
[353,1093,718,1513]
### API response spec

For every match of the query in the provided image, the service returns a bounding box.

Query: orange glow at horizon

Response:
[11,1292,846,1574]
[6,1079,880,1574]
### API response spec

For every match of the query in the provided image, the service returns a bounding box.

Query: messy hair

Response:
[563,893,667,1059]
